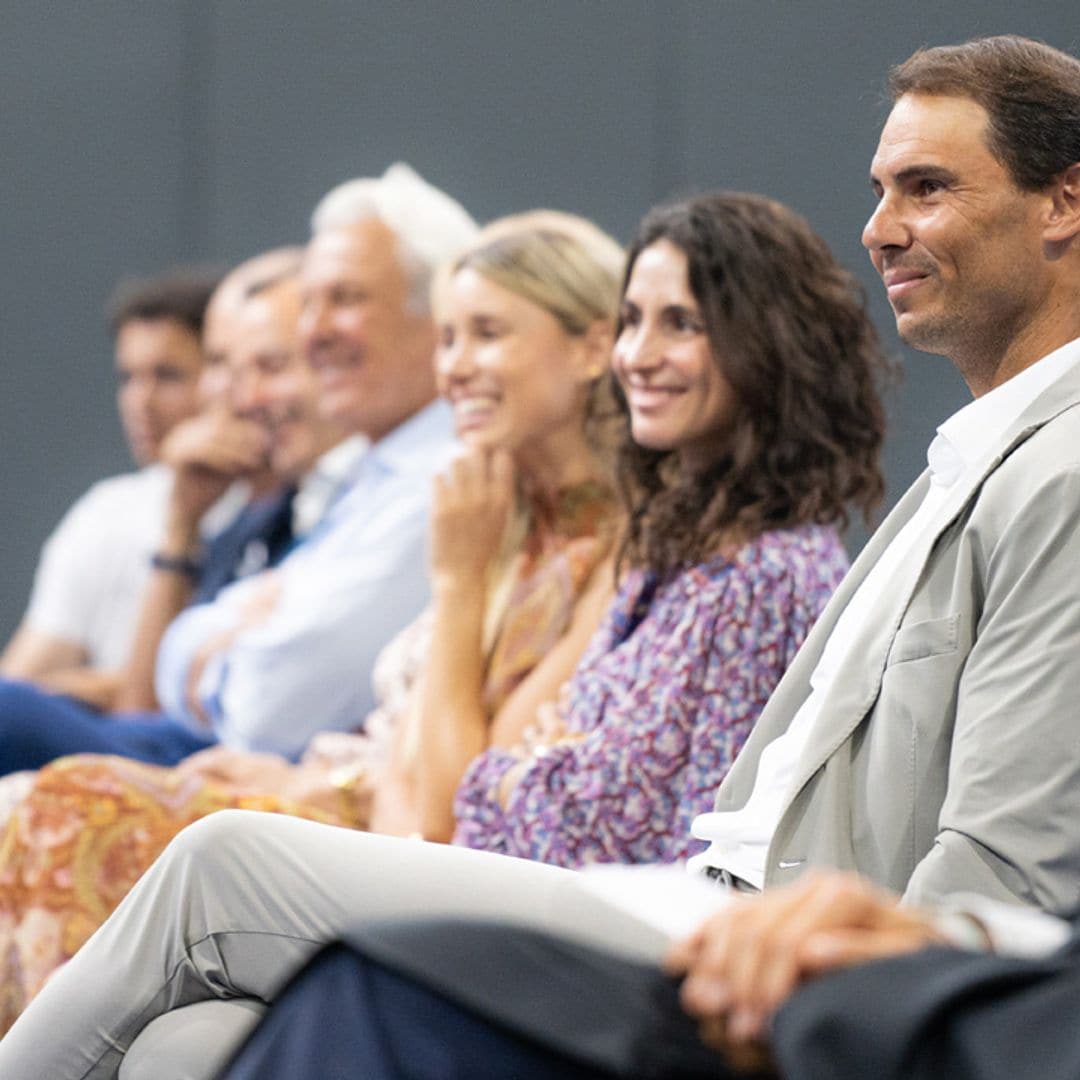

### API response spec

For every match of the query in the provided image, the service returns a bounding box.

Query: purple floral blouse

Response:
[451,524,849,868]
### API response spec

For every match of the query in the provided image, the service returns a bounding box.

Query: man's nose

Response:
[862,194,911,253]
[231,370,269,415]
[299,296,332,344]
[123,375,155,410]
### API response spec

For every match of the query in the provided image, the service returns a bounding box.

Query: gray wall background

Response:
[2,1,1077,642]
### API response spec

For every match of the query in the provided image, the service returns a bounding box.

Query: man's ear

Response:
[1043,162,1080,245]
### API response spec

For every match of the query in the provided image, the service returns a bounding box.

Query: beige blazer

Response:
[714,363,1080,915]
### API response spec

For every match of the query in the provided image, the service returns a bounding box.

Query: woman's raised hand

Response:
[430,447,515,590]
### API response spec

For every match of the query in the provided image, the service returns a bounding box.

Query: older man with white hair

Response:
[151,164,475,758]
[0,165,476,770]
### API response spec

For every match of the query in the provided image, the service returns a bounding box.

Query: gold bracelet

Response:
[328,762,368,823]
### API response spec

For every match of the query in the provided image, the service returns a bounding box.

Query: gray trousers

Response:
[0,810,669,1080]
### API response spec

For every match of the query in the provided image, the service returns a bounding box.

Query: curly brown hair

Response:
[615,192,890,574]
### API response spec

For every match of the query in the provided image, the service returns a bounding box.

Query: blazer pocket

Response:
[885,613,960,667]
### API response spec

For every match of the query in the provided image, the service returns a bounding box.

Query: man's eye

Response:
[333,288,368,305]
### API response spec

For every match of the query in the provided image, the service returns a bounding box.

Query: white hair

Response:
[310,163,478,314]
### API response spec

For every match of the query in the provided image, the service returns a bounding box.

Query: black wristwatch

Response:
[150,552,203,579]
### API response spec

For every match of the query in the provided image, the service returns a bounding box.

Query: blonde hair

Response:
[434,209,623,331]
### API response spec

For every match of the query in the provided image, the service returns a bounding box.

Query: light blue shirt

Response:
[155,401,456,759]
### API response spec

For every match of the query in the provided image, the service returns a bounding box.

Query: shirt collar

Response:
[292,434,368,537]
[364,399,456,475]
[928,336,1080,488]
[313,433,369,484]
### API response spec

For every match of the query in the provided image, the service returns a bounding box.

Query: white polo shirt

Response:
[23,466,244,671]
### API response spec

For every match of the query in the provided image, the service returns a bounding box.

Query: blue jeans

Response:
[0,678,215,774]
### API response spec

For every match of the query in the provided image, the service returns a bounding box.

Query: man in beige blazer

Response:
[698,34,1080,916]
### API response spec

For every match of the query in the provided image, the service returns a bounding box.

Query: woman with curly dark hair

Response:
[0,193,890,1080]
[615,192,885,574]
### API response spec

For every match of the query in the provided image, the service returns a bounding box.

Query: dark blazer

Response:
[225,918,1080,1080]
[191,486,295,605]
[774,932,1080,1080]
[329,919,736,1078]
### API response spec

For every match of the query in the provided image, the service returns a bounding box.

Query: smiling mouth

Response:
[127,427,160,450]
[881,264,933,302]
[267,412,300,435]
[885,276,927,300]
[313,363,357,391]
[309,344,362,374]
[625,385,684,412]
[452,396,500,429]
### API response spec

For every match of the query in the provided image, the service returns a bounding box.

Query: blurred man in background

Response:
[1,268,223,708]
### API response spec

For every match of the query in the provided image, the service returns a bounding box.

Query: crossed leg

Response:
[0,810,668,1080]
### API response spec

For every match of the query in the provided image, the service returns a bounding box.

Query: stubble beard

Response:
[898,297,1024,395]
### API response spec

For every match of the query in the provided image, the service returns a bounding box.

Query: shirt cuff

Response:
[933,894,1073,957]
